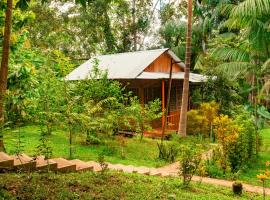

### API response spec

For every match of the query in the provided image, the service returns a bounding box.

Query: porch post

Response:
[139,87,144,106]
[162,79,165,128]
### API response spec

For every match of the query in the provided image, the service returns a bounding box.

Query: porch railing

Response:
[166,111,180,130]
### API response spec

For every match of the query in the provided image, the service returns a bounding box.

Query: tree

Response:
[178,0,193,136]
[0,0,13,151]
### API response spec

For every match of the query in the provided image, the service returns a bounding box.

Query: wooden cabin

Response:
[66,48,206,136]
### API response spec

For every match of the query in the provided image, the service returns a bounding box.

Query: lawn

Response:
[3,125,270,187]
[3,125,167,167]
[0,171,266,200]
[238,128,270,187]
[3,125,211,168]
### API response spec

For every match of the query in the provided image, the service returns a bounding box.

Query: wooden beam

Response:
[161,79,165,129]
[161,59,174,142]
[139,87,144,106]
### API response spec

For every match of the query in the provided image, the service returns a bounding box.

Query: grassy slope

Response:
[0,172,265,200]
[238,128,270,187]
[3,125,167,167]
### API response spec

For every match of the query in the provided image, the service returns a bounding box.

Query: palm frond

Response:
[217,61,254,79]
[218,3,235,18]
[211,48,250,62]
[230,0,270,18]
[262,59,270,73]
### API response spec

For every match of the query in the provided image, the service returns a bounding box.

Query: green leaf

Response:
[257,106,270,119]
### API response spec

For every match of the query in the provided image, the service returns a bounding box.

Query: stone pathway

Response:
[107,161,270,196]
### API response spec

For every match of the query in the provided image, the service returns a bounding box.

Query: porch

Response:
[120,79,184,137]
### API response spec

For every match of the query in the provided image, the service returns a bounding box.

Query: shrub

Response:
[101,141,118,156]
[232,181,243,195]
[178,145,201,187]
[86,134,102,145]
[213,115,240,173]
[208,110,257,175]
[157,142,179,163]
[187,109,208,136]
[187,101,219,138]
[98,153,108,174]
[257,161,270,199]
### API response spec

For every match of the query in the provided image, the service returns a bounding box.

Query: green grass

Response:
[3,125,170,167]
[3,125,210,168]
[238,128,270,187]
[0,172,266,200]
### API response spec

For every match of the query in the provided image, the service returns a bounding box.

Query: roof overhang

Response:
[136,72,207,83]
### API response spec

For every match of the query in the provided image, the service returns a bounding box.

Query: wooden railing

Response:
[167,111,180,130]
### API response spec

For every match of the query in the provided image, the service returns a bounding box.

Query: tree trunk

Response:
[132,0,137,51]
[178,0,193,136]
[0,0,13,151]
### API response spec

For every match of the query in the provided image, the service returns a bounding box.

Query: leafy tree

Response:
[0,0,32,151]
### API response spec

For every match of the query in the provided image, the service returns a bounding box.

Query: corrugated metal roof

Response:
[137,72,207,83]
[66,48,181,80]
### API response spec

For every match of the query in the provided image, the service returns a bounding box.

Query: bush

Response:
[179,145,201,187]
[208,109,257,175]
[232,181,243,195]
[86,134,102,145]
[101,141,118,156]
[187,101,219,138]
[157,142,179,163]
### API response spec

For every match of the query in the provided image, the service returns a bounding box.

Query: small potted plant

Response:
[232,181,243,195]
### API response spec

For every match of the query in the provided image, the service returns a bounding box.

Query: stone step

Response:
[149,169,162,176]
[70,159,94,172]
[108,164,137,173]
[107,163,125,172]
[11,153,36,171]
[35,156,58,171]
[86,161,102,172]
[135,166,151,175]
[0,152,14,169]
[51,158,76,173]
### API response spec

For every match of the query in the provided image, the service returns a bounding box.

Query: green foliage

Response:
[123,97,162,140]
[36,130,52,159]
[187,101,219,138]
[98,153,108,174]
[201,72,243,114]
[206,108,257,177]
[179,145,202,187]
[157,142,178,163]
[0,172,263,200]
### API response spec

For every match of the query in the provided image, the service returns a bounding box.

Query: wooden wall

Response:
[144,52,183,73]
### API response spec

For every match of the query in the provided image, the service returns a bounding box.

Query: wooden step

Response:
[51,158,76,173]
[0,152,14,169]
[86,161,102,172]
[11,154,36,171]
[70,159,94,172]
[36,156,58,171]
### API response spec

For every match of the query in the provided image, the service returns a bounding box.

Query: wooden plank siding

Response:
[144,53,183,73]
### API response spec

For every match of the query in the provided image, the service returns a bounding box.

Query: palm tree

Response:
[209,0,270,153]
[0,0,13,151]
[178,0,193,136]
